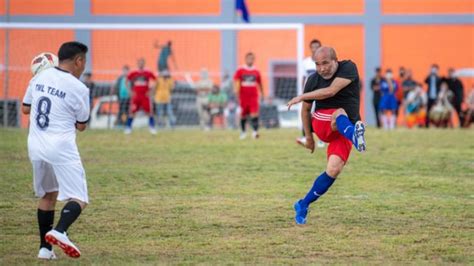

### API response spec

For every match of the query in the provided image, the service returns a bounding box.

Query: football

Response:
[30,52,59,76]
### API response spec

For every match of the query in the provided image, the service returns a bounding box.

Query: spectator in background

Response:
[113,65,130,126]
[394,66,406,118]
[154,70,176,129]
[399,66,406,79]
[221,72,237,129]
[445,68,464,125]
[379,69,398,130]
[462,86,474,128]
[424,64,442,127]
[405,83,427,128]
[402,69,417,99]
[154,40,177,72]
[297,39,324,147]
[429,81,453,128]
[195,69,213,130]
[370,67,384,128]
[82,72,95,112]
[207,84,228,129]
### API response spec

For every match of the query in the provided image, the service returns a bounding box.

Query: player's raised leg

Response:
[294,154,344,224]
[332,108,366,152]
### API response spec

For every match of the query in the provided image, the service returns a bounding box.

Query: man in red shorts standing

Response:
[287,47,366,224]
[125,58,157,135]
[234,52,263,139]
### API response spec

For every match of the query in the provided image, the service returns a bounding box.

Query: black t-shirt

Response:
[370,76,384,99]
[303,60,361,123]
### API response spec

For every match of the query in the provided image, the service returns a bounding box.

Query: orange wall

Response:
[305,25,365,120]
[382,25,474,90]
[91,30,221,82]
[0,29,75,126]
[0,0,4,15]
[237,30,296,96]
[9,0,74,15]
[91,0,220,15]
[247,0,364,15]
[382,0,474,14]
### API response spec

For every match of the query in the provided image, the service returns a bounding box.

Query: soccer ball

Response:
[30,52,59,76]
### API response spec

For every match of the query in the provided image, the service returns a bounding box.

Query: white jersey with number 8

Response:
[23,67,90,165]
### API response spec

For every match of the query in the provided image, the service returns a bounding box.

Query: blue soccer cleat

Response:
[353,121,366,152]
[294,200,308,225]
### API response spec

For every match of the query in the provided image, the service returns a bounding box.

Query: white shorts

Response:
[32,160,89,204]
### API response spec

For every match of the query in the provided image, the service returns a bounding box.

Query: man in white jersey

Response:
[22,42,90,260]
[297,39,325,148]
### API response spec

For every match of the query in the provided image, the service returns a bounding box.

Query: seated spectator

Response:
[461,87,474,128]
[207,85,228,129]
[405,84,427,128]
[221,72,237,129]
[429,81,454,128]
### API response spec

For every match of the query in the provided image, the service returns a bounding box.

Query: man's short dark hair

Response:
[309,39,321,47]
[245,52,254,57]
[58,41,88,62]
[375,67,381,73]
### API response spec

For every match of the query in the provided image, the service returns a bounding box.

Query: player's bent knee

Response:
[326,155,345,178]
[70,199,88,210]
[326,165,342,178]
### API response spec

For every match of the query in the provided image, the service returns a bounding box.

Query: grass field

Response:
[0,127,473,264]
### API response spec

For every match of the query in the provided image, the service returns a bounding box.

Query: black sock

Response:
[55,201,82,233]
[240,118,247,132]
[251,117,259,131]
[37,209,54,250]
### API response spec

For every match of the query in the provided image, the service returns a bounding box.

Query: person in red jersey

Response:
[234,52,263,139]
[124,58,157,135]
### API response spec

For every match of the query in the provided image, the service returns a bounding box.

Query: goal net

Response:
[0,23,304,130]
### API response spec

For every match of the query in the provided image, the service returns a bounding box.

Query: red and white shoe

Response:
[37,247,57,260]
[252,131,260,139]
[296,137,306,147]
[45,230,81,258]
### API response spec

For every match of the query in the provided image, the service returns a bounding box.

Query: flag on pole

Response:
[235,0,250,23]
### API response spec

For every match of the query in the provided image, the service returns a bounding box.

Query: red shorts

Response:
[130,95,152,114]
[312,108,352,162]
[240,96,259,117]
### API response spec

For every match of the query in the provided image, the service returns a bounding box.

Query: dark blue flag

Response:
[235,0,250,23]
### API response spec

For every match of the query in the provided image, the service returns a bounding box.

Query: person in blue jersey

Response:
[379,69,398,130]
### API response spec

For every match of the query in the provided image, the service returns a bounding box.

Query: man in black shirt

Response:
[370,67,384,128]
[287,47,366,225]
[445,68,464,124]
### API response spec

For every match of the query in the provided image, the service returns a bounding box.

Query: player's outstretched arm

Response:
[287,77,351,110]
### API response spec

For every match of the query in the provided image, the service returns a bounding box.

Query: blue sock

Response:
[149,116,155,128]
[301,172,335,208]
[336,115,355,145]
[126,117,133,128]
